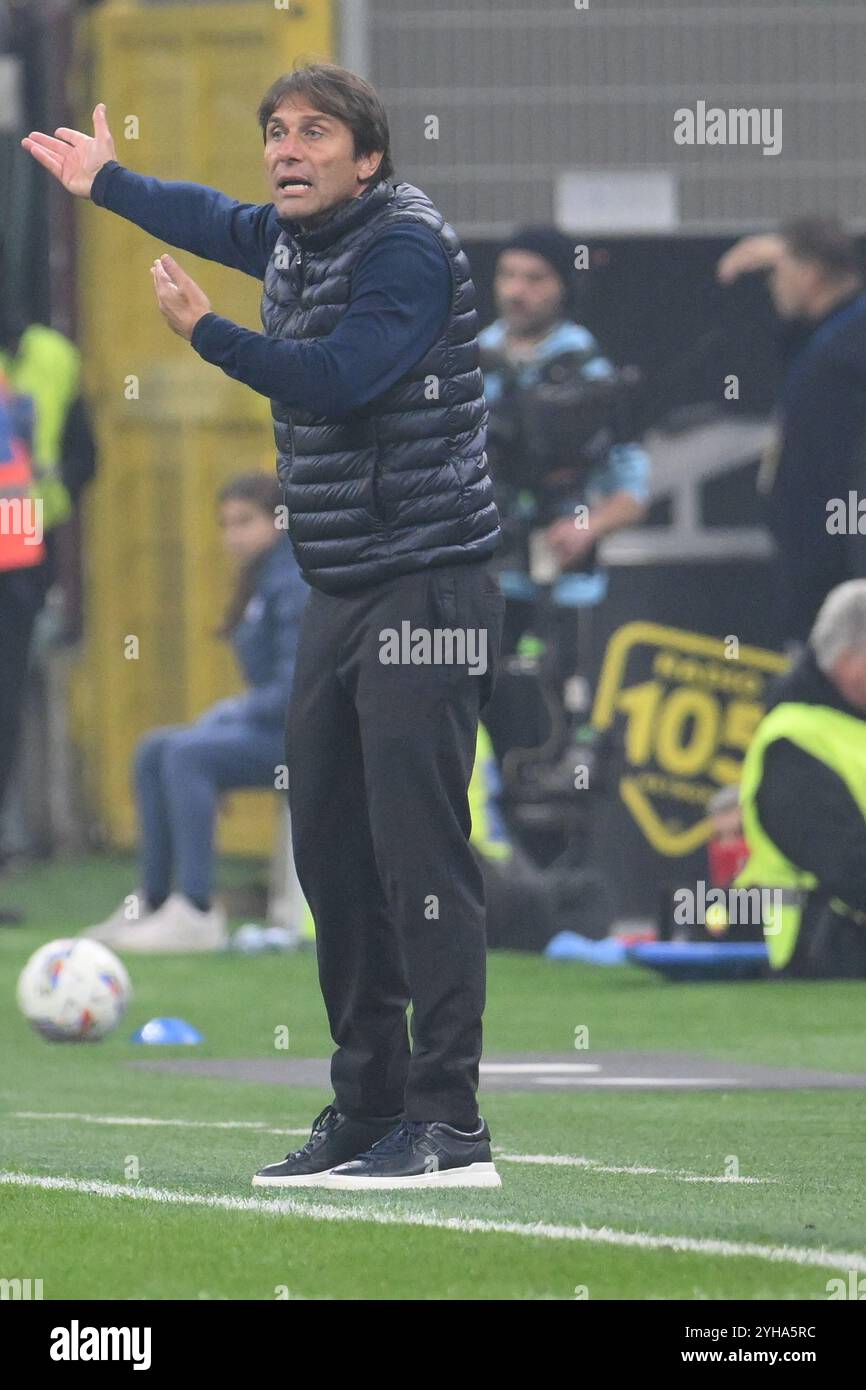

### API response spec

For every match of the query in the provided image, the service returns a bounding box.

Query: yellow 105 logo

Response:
[591,622,789,856]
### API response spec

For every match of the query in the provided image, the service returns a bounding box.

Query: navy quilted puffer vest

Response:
[261,178,500,594]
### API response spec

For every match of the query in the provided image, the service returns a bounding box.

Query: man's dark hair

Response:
[257,61,394,187]
[781,217,862,281]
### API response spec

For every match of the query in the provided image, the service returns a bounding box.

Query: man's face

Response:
[263,97,381,226]
[769,245,818,318]
[711,806,743,843]
[832,649,866,710]
[493,249,565,335]
[219,498,277,562]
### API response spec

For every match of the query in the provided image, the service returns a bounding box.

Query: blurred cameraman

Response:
[479,227,649,662]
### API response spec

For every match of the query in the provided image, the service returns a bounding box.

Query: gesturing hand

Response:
[716,234,786,285]
[150,254,212,341]
[21,103,116,198]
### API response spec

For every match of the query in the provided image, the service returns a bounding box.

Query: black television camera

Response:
[478,342,642,875]
[480,343,643,537]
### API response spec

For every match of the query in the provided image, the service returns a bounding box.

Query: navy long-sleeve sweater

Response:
[90,162,452,420]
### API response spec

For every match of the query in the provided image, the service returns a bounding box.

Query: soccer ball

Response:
[16,938,132,1042]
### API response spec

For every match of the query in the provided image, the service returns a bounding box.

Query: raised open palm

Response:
[21,103,116,198]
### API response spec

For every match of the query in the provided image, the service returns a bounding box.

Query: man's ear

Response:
[361,153,384,182]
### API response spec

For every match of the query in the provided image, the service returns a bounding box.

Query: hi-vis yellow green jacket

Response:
[735,702,866,968]
[0,324,80,532]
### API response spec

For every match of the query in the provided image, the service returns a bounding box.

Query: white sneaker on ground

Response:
[79,890,153,945]
[108,893,228,954]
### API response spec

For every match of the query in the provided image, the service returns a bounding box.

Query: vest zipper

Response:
[289,238,304,283]
[285,238,303,483]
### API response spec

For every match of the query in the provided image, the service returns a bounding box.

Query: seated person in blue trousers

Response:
[83,471,308,952]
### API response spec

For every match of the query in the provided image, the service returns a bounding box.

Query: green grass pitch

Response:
[2,855,865,1300]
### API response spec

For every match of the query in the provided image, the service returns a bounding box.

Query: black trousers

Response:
[286,559,505,1129]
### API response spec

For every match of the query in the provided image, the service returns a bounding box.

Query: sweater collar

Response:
[277,178,395,252]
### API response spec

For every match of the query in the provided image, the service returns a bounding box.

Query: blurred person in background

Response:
[705,784,749,895]
[0,362,44,923]
[734,579,866,979]
[717,218,866,646]
[479,227,649,639]
[657,785,752,944]
[83,473,308,954]
[478,227,649,761]
[0,277,95,922]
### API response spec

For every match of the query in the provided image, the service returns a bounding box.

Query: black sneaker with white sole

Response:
[323,1117,501,1189]
[252,1105,402,1188]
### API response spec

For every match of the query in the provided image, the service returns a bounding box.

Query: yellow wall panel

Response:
[69,1,332,855]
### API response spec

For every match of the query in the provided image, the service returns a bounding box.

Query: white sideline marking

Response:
[534,1077,743,1087]
[481,1063,600,1074]
[495,1153,774,1183]
[12,1112,309,1137]
[12,1112,770,1184]
[0,1171,858,1273]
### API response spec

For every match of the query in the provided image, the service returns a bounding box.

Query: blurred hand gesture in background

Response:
[716,234,786,285]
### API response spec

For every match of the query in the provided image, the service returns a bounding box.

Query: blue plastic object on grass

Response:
[626,941,768,982]
[544,931,628,964]
[130,1017,203,1045]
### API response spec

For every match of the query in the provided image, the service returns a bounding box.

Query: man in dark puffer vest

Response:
[24,63,505,1188]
